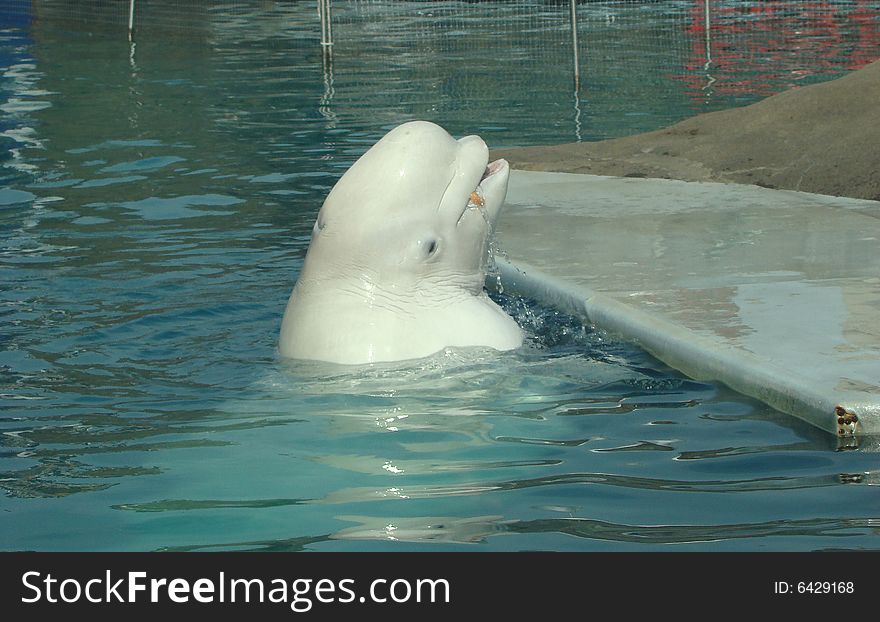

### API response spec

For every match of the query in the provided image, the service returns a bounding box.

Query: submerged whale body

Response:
[278,120,523,364]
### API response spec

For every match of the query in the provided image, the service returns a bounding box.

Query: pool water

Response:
[2,1,879,551]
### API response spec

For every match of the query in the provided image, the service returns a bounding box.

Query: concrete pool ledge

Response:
[495,170,880,438]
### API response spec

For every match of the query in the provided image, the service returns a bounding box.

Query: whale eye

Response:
[416,237,441,262]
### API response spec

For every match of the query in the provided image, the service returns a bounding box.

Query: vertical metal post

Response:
[317,0,335,126]
[704,0,712,68]
[319,0,333,48]
[128,0,136,41]
[569,0,582,140]
[702,0,716,96]
[570,0,580,90]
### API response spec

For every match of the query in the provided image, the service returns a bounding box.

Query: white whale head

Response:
[279,120,523,364]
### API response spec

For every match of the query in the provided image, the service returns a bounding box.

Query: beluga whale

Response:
[279,120,524,364]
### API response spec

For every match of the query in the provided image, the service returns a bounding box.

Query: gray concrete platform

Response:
[495,171,880,438]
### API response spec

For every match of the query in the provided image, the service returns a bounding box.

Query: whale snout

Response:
[457,133,489,153]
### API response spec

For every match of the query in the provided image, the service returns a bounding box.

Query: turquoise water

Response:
[2,1,879,551]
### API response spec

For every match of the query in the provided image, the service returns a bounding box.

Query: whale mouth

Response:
[481,159,507,183]
[475,159,507,197]
[461,158,508,224]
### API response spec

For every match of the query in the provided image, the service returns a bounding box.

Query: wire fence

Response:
[327,1,879,93]
[3,2,877,76]
[0,1,878,140]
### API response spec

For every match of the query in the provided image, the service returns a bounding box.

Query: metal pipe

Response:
[570,0,580,90]
[319,0,333,47]
[704,0,712,68]
[128,0,135,41]
[326,0,333,47]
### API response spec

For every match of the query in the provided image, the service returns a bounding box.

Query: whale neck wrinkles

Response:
[298,270,475,309]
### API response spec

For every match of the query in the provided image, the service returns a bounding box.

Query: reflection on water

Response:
[1,2,879,551]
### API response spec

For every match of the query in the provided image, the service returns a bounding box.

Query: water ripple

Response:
[333,515,880,546]
[113,498,307,513]
[318,470,877,505]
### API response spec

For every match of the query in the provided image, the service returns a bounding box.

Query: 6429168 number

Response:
[798,581,854,594]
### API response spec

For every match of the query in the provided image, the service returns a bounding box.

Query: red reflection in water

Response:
[678,0,880,103]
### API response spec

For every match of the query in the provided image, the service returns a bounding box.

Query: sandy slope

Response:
[493,61,880,201]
